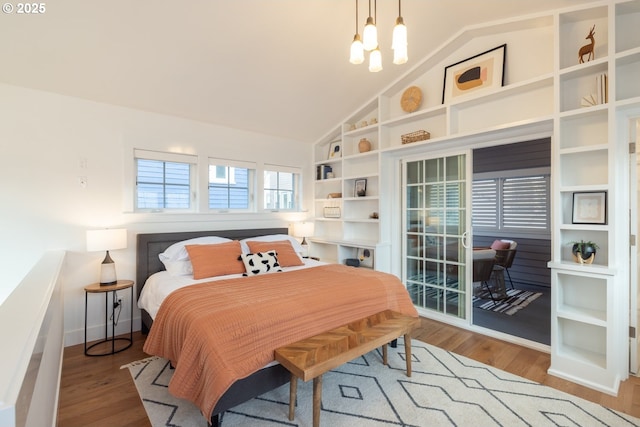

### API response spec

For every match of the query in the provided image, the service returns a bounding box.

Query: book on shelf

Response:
[581,73,608,108]
[596,73,608,105]
[316,164,333,180]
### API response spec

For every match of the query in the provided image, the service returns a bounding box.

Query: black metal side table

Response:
[84,280,134,356]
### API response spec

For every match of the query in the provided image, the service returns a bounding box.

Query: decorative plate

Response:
[401,86,422,113]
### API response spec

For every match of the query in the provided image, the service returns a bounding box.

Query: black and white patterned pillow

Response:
[239,251,283,276]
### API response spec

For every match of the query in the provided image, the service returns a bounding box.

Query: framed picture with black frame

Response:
[572,191,607,225]
[354,178,367,197]
[442,44,506,104]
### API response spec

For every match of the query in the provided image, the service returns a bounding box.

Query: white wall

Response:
[0,83,313,346]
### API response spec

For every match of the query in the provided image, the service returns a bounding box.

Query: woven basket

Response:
[401,130,430,144]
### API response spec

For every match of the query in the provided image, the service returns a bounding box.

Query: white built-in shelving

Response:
[311,0,639,396]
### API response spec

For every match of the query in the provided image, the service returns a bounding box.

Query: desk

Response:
[84,280,134,356]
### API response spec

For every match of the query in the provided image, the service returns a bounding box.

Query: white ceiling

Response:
[0,0,599,143]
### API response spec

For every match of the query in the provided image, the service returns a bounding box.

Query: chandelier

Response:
[349,0,408,72]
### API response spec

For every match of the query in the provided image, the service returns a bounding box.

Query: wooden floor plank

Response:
[58,318,640,426]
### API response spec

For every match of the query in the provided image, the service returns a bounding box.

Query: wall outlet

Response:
[78,176,87,188]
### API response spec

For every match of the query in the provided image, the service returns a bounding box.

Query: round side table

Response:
[84,280,134,356]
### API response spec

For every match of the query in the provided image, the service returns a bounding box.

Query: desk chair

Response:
[473,249,497,304]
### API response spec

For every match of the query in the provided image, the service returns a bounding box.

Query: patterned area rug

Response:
[474,288,542,315]
[123,339,639,427]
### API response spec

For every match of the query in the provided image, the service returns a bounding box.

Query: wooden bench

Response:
[274,310,420,427]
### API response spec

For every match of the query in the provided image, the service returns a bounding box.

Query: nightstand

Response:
[84,280,134,356]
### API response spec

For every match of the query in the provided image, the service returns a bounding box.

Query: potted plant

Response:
[570,240,599,264]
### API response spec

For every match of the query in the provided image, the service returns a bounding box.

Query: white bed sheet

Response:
[138,258,326,319]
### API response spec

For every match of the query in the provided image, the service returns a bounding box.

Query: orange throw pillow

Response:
[245,240,304,267]
[185,241,245,279]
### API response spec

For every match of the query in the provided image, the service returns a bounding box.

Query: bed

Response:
[136,228,418,426]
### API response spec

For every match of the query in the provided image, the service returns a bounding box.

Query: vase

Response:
[572,243,596,264]
[358,138,371,153]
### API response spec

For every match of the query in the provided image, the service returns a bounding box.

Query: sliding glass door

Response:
[403,153,470,319]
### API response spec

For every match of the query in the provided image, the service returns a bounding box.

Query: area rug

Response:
[473,288,542,315]
[123,339,639,427]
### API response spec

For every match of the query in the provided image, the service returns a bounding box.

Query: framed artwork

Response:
[442,44,506,104]
[355,178,367,197]
[357,248,374,268]
[328,141,341,159]
[572,191,607,225]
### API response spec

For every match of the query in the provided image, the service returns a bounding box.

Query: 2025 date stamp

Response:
[2,3,46,14]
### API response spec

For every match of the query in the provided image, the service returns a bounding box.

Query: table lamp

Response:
[293,222,315,257]
[86,228,127,285]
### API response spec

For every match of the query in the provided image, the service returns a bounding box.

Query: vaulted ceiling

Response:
[0,0,598,143]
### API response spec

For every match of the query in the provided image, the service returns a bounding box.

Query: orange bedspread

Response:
[143,264,418,419]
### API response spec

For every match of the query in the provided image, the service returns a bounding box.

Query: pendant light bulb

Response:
[392,16,407,50]
[350,34,365,64]
[363,16,378,51]
[369,46,383,72]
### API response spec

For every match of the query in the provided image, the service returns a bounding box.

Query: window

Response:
[135,150,196,211]
[472,170,550,233]
[208,159,256,211]
[263,166,300,211]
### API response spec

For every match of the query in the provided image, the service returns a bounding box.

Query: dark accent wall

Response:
[473,138,551,288]
[473,138,551,172]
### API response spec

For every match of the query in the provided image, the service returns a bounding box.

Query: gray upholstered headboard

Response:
[135,227,288,302]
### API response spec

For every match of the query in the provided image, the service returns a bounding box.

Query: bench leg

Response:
[382,344,388,365]
[404,333,412,377]
[288,374,297,421]
[313,375,322,427]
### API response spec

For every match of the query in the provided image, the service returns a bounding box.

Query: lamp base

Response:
[99,251,117,285]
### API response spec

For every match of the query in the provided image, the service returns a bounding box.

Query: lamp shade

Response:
[86,229,127,252]
[350,34,365,64]
[369,47,383,72]
[392,16,407,49]
[293,222,315,238]
[362,16,378,51]
[393,43,408,65]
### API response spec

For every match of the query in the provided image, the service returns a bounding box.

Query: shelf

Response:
[557,342,607,370]
[558,184,608,193]
[558,223,608,232]
[381,105,447,128]
[557,306,607,327]
[547,261,616,276]
[558,144,608,155]
[343,123,378,137]
[343,218,379,223]
[559,60,609,113]
[343,196,379,201]
[559,150,608,187]
[343,151,378,161]
[615,49,640,102]
[558,5,608,71]
[616,1,640,54]
[309,237,379,248]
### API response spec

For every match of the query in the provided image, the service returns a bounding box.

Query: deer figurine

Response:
[578,25,596,63]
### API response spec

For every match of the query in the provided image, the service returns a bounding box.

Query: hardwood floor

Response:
[58,318,640,426]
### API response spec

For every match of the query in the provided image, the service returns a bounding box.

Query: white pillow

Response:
[162,260,193,276]
[240,251,283,276]
[159,236,232,262]
[240,234,303,254]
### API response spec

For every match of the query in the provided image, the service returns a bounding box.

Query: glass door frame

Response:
[401,149,473,324]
